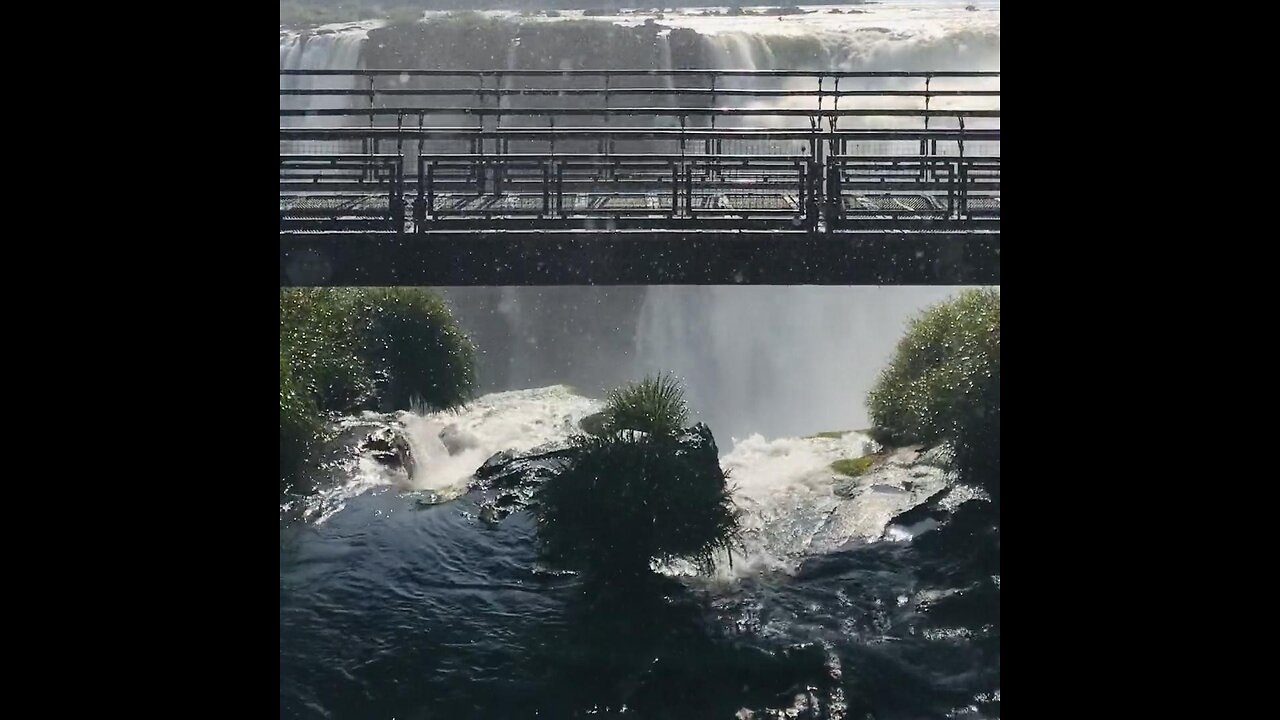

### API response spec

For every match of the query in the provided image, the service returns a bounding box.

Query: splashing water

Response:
[397,386,601,499]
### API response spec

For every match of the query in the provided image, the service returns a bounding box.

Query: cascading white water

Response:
[280,25,377,157]
[397,386,600,498]
[304,384,947,578]
[297,386,602,524]
[671,428,951,580]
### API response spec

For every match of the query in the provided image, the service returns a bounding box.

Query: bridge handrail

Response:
[280,128,1000,140]
[280,107,999,118]
[280,69,1000,77]
[282,88,1000,97]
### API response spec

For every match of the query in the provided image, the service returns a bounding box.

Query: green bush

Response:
[355,288,476,411]
[534,377,739,581]
[279,287,475,484]
[280,289,374,414]
[867,288,1000,496]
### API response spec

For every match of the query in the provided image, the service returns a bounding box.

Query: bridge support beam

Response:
[280,231,1000,286]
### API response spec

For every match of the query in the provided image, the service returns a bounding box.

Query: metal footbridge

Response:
[280,69,999,285]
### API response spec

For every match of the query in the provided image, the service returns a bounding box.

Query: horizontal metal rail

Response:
[282,69,1000,77]
[281,107,1000,118]
[281,128,1000,141]
[282,88,1000,98]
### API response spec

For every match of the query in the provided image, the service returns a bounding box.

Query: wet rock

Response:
[476,450,516,477]
[470,446,577,520]
[886,487,952,529]
[474,447,575,488]
[470,424,721,523]
[361,427,414,475]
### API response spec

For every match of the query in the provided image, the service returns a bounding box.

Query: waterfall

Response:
[280,26,374,158]
[634,286,961,441]
[279,7,1000,444]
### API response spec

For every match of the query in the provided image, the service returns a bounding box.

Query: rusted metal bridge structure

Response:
[280,69,999,285]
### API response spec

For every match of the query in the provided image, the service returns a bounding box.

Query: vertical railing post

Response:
[825,157,842,232]
[606,72,616,168]
[427,161,436,224]
[600,73,609,180]
[797,159,806,227]
[496,138,509,197]
[556,162,564,217]
[832,76,839,132]
[397,158,406,235]
[957,114,966,218]
[685,160,694,217]
[708,75,717,182]
[495,113,503,197]
[468,137,477,185]
[479,72,488,159]
[395,111,404,159]
[414,155,426,233]
[671,162,678,219]
[366,74,376,181]
[414,112,425,232]
[943,160,954,219]
[476,137,486,196]
[388,160,402,235]
[806,158,820,232]
[921,75,931,181]
[542,161,550,218]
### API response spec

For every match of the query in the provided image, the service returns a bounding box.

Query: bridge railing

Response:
[280,155,405,231]
[280,71,998,134]
[280,70,999,107]
[280,69,998,234]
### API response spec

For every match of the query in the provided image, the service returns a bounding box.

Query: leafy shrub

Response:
[600,372,688,437]
[279,287,475,483]
[867,289,1000,496]
[535,377,739,581]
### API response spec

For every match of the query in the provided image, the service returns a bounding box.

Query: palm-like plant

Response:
[601,373,689,437]
[534,376,739,582]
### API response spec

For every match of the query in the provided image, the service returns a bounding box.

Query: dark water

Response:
[280,482,999,719]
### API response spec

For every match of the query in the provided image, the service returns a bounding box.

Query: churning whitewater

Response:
[285,385,952,581]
